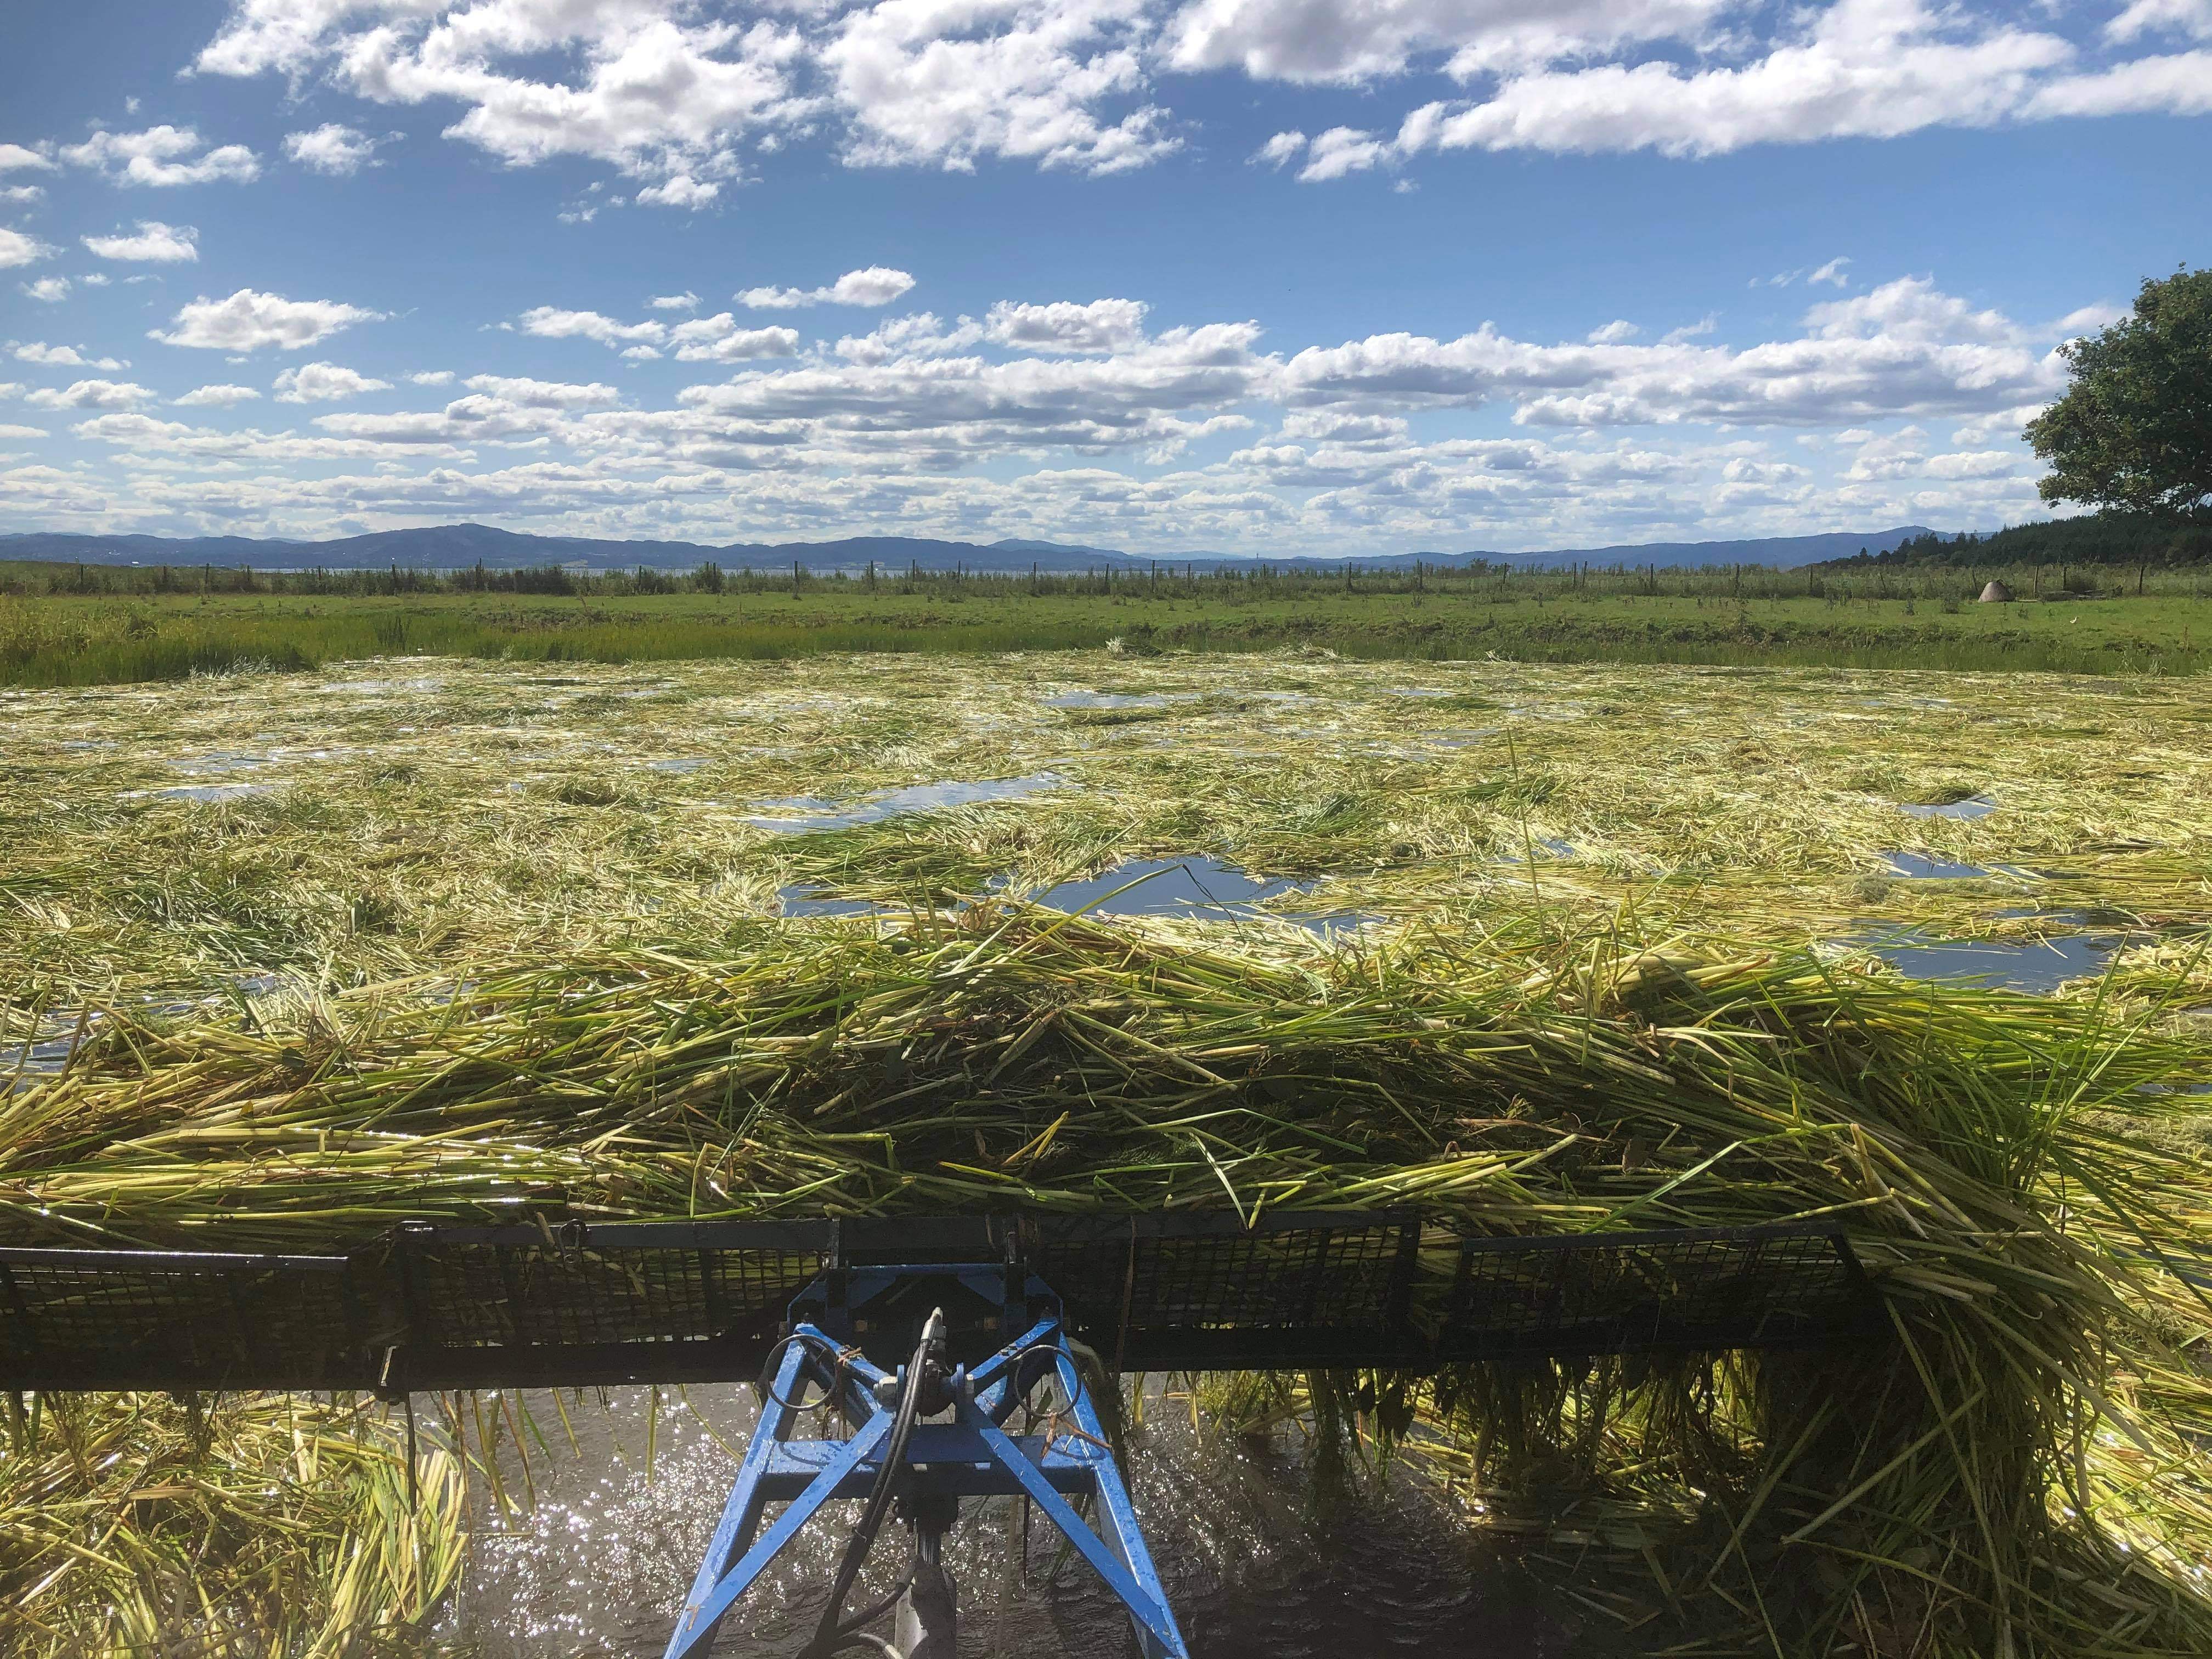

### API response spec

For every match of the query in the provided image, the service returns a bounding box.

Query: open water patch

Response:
[170,752,270,775]
[1043,690,1172,709]
[745,774,1068,834]
[1017,856,1376,935]
[1420,729,1498,749]
[646,757,709,774]
[776,884,889,920]
[132,782,284,804]
[2,1030,82,1081]
[322,677,444,695]
[1897,795,1997,820]
[1882,850,1996,879]
[435,1384,1561,1659]
[1491,838,1577,864]
[1844,916,2125,994]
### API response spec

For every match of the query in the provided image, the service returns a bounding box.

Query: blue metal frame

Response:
[663,1263,1188,1659]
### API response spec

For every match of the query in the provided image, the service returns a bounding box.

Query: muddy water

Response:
[433,1386,1586,1658]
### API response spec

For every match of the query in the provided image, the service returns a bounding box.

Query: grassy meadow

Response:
[6,646,2212,1656]
[7,557,2212,686]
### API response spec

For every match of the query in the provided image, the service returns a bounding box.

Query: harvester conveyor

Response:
[0,1211,1878,1657]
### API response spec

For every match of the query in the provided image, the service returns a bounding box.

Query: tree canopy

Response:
[2028,267,2212,522]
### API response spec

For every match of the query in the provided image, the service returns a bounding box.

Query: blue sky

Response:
[2,0,2209,555]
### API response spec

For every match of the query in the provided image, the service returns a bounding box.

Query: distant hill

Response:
[1816,516,2212,569]
[1476,528,1937,571]
[0,524,1153,574]
[0,521,1940,574]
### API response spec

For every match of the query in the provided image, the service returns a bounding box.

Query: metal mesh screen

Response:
[0,1217,1875,1390]
[1438,1226,1869,1359]
[0,1248,374,1389]
[1030,1222,1408,1333]
[398,1237,820,1351]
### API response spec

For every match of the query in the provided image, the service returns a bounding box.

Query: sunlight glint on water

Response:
[432,1387,1575,1658]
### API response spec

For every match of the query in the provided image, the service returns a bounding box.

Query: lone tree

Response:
[2028,266,2212,522]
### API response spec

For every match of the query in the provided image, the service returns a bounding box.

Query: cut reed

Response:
[0,1389,466,1659]
[7,910,2212,1654]
[5,650,2211,1656]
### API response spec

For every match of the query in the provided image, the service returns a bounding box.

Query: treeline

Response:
[1826,515,2212,571]
[5,548,2211,606]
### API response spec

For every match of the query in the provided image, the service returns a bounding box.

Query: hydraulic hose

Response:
[799,1311,945,1659]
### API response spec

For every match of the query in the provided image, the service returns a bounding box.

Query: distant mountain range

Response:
[0,522,1943,574]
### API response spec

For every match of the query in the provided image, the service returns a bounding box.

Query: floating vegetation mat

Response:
[0,1390,465,1658]
[4,652,2212,1655]
[3,650,2209,1004]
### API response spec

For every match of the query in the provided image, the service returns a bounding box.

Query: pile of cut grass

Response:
[0,1390,465,1658]
[5,652,2209,1002]
[7,912,2212,1655]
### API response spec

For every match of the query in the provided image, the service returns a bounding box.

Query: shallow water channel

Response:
[433,1385,1581,1659]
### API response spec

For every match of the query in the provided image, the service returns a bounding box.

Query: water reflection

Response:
[433,1386,1578,1659]
[136,782,283,804]
[171,751,271,775]
[1022,857,1374,935]
[1043,691,1172,710]
[746,776,1069,834]
[1895,796,1997,820]
[1847,918,2121,993]
[1881,851,1990,879]
[776,884,889,920]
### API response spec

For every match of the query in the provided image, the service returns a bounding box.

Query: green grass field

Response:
[5,574,2210,685]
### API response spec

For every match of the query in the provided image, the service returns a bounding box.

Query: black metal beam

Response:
[0,1215,1882,1392]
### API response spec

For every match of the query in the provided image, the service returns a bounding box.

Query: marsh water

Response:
[746,775,1070,833]
[1022,856,1375,934]
[1845,917,2128,994]
[432,1386,1584,1659]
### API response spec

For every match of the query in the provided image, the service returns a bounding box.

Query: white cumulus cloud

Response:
[174,0,2212,207]
[1277,274,2064,430]
[1,228,54,269]
[13,342,128,370]
[1299,126,1393,181]
[19,276,70,302]
[151,288,386,351]
[174,382,262,407]
[0,144,55,173]
[82,221,200,262]
[636,174,720,208]
[1166,0,1734,83]
[2107,0,2212,42]
[273,361,395,403]
[1244,0,2212,174]
[63,126,261,185]
[516,306,669,349]
[985,298,1148,354]
[739,266,917,309]
[283,124,389,176]
[197,1,809,184]
[823,0,1176,175]
[833,312,986,364]
[26,378,156,410]
[649,291,699,311]
[668,314,803,361]
[461,374,622,407]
